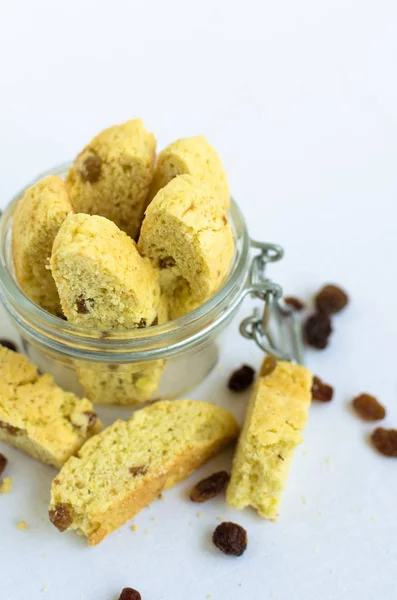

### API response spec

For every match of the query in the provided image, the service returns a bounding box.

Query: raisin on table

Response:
[228,365,255,392]
[371,428,397,457]
[352,394,385,421]
[315,284,349,315]
[189,471,230,503]
[304,312,332,349]
[212,521,247,556]
[312,376,334,402]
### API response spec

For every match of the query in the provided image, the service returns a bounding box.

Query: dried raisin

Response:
[371,428,397,457]
[212,521,247,556]
[0,339,17,352]
[79,155,102,183]
[118,589,141,600]
[0,453,7,477]
[312,376,334,402]
[159,256,176,269]
[228,365,255,392]
[130,466,148,477]
[49,504,73,532]
[260,356,277,377]
[189,471,230,503]
[84,411,98,430]
[76,295,94,314]
[315,284,348,315]
[304,312,332,349]
[284,297,305,311]
[352,394,385,421]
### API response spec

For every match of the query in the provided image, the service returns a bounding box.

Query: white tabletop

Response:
[1,2,396,599]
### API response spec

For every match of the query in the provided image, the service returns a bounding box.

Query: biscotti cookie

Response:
[76,295,168,405]
[51,213,160,329]
[49,399,239,545]
[66,119,156,239]
[0,347,102,468]
[226,359,312,520]
[138,175,234,320]
[12,175,73,315]
[149,136,230,208]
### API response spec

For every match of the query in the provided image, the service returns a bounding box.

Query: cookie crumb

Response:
[301,496,308,505]
[371,428,397,457]
[312,376,334,401]
[212,521,247,556]
[217,516,224,522]
[304,312,332,349]
[42,586,48,592]
[0,476,12,494]
[315,284,349,315]
[151,516,156,522]
[196,512,202,518]
[189,471,230,503]
[130,524,138,532]
[17,520,27,529]
[284,296,305,311]
[352,394,386,421]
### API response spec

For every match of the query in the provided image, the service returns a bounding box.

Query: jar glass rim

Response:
[0,163,251,361]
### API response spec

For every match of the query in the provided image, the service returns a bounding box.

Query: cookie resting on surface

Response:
[49,400,239,545]
[0,347,102,468]
[226,359,312,519]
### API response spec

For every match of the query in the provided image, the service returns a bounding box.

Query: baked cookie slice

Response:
[138,175,234,320]
[51,213,160,329]
[0,347,102,468]
[149,136,230,208]
[66,119,156,239]
[12,175,73,316]
[226,359,312,519]
[76,295,168,405]
[49,399,239,545]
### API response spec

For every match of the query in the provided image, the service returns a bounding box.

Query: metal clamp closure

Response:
[240,240,304,364]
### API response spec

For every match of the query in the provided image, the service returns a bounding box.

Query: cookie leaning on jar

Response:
[50,213,165,405]
[138,174,234,320]
[12,175,73,316]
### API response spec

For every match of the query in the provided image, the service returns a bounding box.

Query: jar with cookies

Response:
[0,119,294,408]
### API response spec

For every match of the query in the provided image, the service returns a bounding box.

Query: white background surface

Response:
[1,1,397,599]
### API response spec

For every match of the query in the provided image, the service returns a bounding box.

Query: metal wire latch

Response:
[240,240,304,364]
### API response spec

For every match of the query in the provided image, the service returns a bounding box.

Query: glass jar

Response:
[0,164,298,407]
